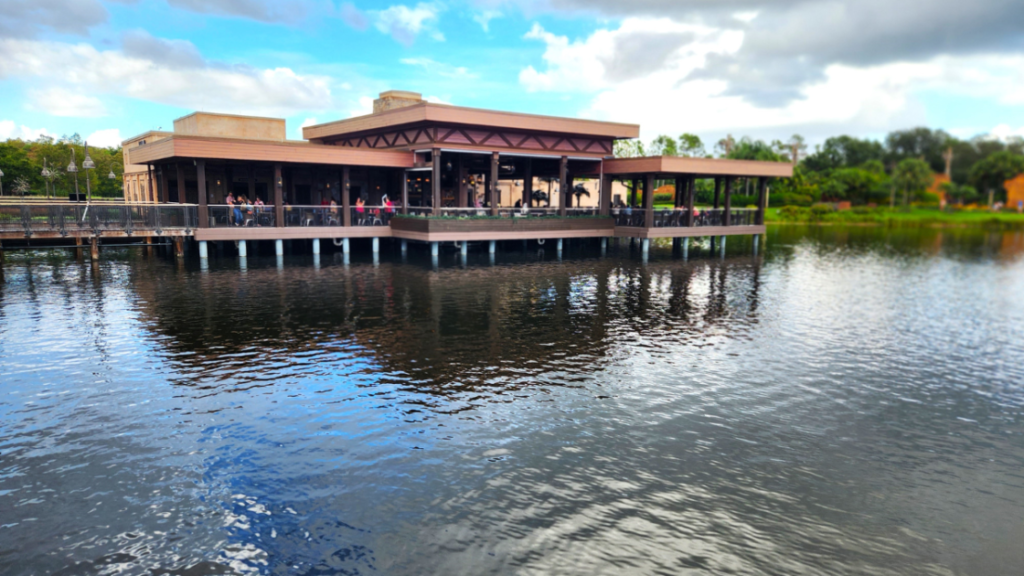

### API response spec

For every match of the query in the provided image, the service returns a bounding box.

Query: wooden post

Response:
[674,176,683,208]
[713,177,722,209]
[723,177,733,226]
[176,163,186,204]
[600,173,613,215]
[523,158,533,208]
[401,169,409,214]
[174,237,184,258]
[756,177,768,225]
[686,176,696,227]
[643,174,655,229]
[342,167,352,226]
[90,237,99,260]
[196,159,208,228]
[248,164,256,201]
[431,150,442,215]
[558,156,568,216]
[147,165,155,203]
[457,155,468,207]
[566,173,575,208]
[490,152,499,216]
[158,164,169,203]
[273,164,284,227]
[630,178,638,208]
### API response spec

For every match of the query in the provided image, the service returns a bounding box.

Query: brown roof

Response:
[601,156,794,178]
[127,135,414,168]
[303,102,640,141]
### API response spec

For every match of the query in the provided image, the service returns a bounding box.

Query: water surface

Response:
[2,228,1023,575]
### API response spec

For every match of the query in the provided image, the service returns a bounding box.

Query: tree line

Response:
[0,134,123,199]
[615,128,1024,207]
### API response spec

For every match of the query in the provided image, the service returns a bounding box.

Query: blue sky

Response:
[2,0,1023,149]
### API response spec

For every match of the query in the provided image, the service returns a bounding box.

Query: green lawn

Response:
[764,206,1024,229]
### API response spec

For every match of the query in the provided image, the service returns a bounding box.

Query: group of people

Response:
[224,192,266,226]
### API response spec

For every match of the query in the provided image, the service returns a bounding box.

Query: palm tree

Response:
[572,184,590,207]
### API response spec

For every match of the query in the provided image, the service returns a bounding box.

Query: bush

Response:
[775,193,813,207]
[778,206,806,220]
[811,203,834,216]
[652,192,673,204]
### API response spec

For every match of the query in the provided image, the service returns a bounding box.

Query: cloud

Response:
[339,2,369,30]
[27,88,109,118]
[473,9,502,32]
[518,18,1024,145]
[501,0,1024,107]
[372,3,444,46]
[400,57,478,79]
[0,120,58,142]
[85,128,124,148]
[989,124,1024,142]
[350,96,374,117]
[121,30,205,69]
[297,117,318,138]
[0,35,337,118]
[166,0,310,25]
[0,0,109,38]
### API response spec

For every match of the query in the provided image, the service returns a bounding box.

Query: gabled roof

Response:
[303,102,640,142]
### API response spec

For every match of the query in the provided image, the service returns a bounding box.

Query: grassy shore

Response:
[763,206,1024,229]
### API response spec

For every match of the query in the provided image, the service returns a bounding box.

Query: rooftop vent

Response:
[373,90,423,114]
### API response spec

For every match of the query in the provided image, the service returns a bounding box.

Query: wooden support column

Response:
[273,164,284,227]
[756,177,768,225]
[431,150,442,215]
[566,173,575,208]
[342,167,352,226]
[723,177,733,226]
[674,175,683,208]
[600,172,613,215]
[147,165,155,203]
[558,156,568,216]
[196,159,208,228]
[643,174,655,229]
[90,237,100,260]
[457,156,468,207]
[686,176,696,227]
[248,165,256,200]
[174,163,186,204]
[630,178,639,208]
[490,151,500,216]
[523,159,533,208]
[401,170,409,214]
[158,165,169,203]
[713,177,722,209]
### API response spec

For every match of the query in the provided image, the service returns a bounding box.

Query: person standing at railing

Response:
[253,197,264,226]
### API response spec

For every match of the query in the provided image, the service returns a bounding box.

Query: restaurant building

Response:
[122,90,792,255]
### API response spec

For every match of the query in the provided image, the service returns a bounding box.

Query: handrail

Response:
[0,203,197,236]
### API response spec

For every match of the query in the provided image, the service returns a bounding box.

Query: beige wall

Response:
[173,113,286,141]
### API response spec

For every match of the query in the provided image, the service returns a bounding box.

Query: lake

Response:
[1,227,1023,575]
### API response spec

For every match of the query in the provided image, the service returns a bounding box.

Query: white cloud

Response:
[989,124,1024,141]
[400,57,477,79]
[297,117,318,138]
[85,128,123,148]
[27,87,108,117]
[0,120,57,142]
[519,18,1024,144]
[350,96,374,117]
[425,95,452,105]
[0,37,336,118]
[473,9,501,32]
[372,3,444,46]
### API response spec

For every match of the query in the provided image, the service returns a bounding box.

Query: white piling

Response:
[753,234,760,256]
[460,241,467,256]
[600,237,607,256]
[237,240,247,258]
[275,239,283,256]
[342,237,350,254]
[641,238,650,258]
[401,240,408,254]
[682,237,689,260]
[372,237,380,253]
[488,240,496,254]
[557,238,563,252]
[431,242,439,257]
[312,238,320,255]
[199,240,208,259]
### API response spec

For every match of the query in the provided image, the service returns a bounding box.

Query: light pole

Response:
[82,142,95,203]
[68,149,80,200]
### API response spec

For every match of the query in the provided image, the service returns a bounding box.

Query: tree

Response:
[678,133,705,157]
[893,158,933,206]
[786,134,807,165]
[885,127,950,174]
[726,137,784,162]
[940,181,980,205]
[802,135,885,172]
[715,134,735,157]
[968,150,1024,203]
[614,139,645,158]
[648,135,678,157]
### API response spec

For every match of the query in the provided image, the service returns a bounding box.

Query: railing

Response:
[729,208,757,226]
[208,205,276,228]
[611,208,645,227]
[282,205,342,227]
[352,206,394,227]
[651,209,689,227]
[0,203,197,236]
[406,206,433,217]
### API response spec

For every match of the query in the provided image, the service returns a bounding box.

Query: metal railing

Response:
[611,208,645,227]
[729,208,757,226]
[0,203,197,236]
[208,205,276,228]
[405,206,433,217]
[282,205,342,227]
[352,206,394,227]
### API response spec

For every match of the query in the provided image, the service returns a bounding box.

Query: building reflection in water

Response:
[129,253,765,415]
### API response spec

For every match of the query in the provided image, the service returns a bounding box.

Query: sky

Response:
[1,0,1023,150]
